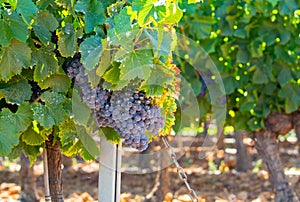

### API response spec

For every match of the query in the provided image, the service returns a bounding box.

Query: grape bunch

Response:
[66,57,164,151]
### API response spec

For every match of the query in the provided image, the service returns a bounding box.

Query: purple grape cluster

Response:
[66,58,164,151]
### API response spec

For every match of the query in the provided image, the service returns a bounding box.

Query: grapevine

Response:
[67,57,165,151]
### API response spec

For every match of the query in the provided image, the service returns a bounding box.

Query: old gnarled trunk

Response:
[253,130,299,202]
[45,133,64,202]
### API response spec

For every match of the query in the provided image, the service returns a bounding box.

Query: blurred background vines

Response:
[0,0,199,201]
[177,0,300,201]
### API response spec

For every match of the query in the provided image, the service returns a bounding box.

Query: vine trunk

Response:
[45,133,64,202]
[253,130,299,202]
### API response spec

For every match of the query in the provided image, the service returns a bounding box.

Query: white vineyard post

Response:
[98,138,122,202]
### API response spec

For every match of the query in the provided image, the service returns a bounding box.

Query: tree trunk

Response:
[45,133,64,202]
[253,130,299,202]
[235,131,251,172]
[20,152,40,202]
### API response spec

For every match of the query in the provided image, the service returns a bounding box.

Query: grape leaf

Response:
[41,91,65,105]
[38,74,71,93]
[120,49,153,81]
[79,143,95,161]
[72,90,91,126]
[39,91,68,125]
[31,103,55,128]
[0,11,28,46]
[61,140,81,157]
[140,65,174,96]
[58,23,78,57]
[165,2,183,24]
[266,0,278,7]
[110,7,140,50]
[188,0,203,3]
[253,68,268,84]
[99,127,121,144]
[96,39,111,77]
[22,143,41,164]
[58,119,77,146]
[144,29,173,56]
[0,103,33,132]
[0,39,31,81]
[32,45,59,81]
[79,36,102,70]
[16,0,38,23]
[132,0,166,26]
[0,78,31,105]
[22,125,45,146]
[76,125,100,158]
[278,67,293,86]
[74,0,105,33]
[0,118,19,156]
[103,63,121,84]
[33,10,59,45]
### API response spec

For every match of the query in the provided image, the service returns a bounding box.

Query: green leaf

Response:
[58,119,77,146]
[61,140,81,157]
[223,76,236,94]
[16,0,38,23]
[278,84,300,113]
[96,39,111,77]
[58,24,78,57]
[74,0,105,33]
[140,65,174,96]
[132,0,166,26]
[188,0,203,3]
[0,118,19,156]
[0,11,28,46]
[250,39,263,58]
[253,68,268,84]
[77,125,100,158]
[0,39,31,81]
[79,143,95,161]
[22,125,45,146]
[72,90,91,126]
[274,45,294,64]
[144,29,173,56]
[0,103,33,132]
[41,91,65,105]
[22,143,41,163]
[165,3,183,24]
[237,48,249,64]
[103,63,121,84]
[99,127,121,144]
[33,46,59,81]
[79,36,102,70]
[0,78,32,105]
[33,10,59,45]
[266,0,278,7]
[38,74,71,93]
[31,103,55,128]
[278,67,293,86]
[39,91,68,124]
[190,20,212,39]
[120,49,153,81]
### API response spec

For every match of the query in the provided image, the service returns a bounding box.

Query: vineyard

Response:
[0,0,300,202]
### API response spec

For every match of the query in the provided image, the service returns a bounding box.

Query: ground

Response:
[0,136,299,202]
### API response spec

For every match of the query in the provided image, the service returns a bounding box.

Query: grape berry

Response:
[66,58,164,151]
